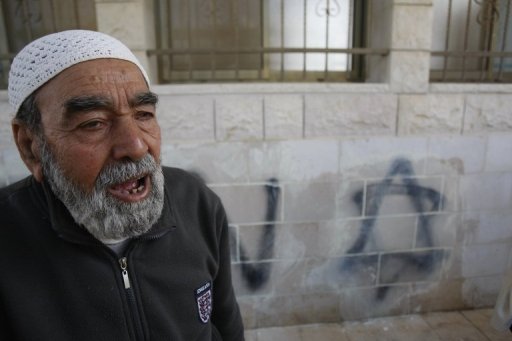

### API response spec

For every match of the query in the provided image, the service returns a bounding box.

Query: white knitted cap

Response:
[8,29,150,114]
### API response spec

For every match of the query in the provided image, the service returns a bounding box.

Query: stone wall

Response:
[1,0,512,330]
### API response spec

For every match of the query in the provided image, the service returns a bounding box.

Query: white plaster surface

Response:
[95,2,147,50]
[392,5,433,49]
[305,94,398,137]
[459,173,512,212]
[157,95,214,142]
[263,95,303,140]
[161,142,250,183]
[464,95,512,133]
[399,94,464,134]
[389,51,430,93]
[248,140,339,183]
[426,135,486,174]
[462,211,512,245]
[485,133,512,172]
[216,96,263,141]
[339,136,428,179]
[461,243,511,278]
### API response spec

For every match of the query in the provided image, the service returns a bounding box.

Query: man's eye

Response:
[79,120,105,130]
[136,111,155,120]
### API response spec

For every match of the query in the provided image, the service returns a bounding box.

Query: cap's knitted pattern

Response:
[8,30,150,113]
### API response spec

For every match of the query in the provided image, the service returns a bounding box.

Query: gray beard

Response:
[39,140,165,242]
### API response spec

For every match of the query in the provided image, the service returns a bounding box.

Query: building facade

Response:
[1,0,512,329]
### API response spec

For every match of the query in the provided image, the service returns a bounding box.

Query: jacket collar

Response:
[35,176,176,246]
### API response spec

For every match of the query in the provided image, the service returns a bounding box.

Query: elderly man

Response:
[0,30,244,340]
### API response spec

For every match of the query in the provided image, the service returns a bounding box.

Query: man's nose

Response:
[111,119,148,161]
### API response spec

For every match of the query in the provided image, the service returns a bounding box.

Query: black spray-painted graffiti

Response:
[341,158,445,300]
[238,178,280,290]
[236,158,446,296]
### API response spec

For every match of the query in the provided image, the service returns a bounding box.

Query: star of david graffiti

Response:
[341,158,446,300]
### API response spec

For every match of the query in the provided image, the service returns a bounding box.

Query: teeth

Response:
[129,185,145,194]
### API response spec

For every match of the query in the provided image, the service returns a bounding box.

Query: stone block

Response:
[398,94,464,134]
[462,275,503,307]
[459,173,512,212]
[157,95,214,142]
[410,280,468,313]
[210,183,281,224]
[304,255,379,292]
[283,182,337,222]
[415,213,460,248]
[271,260,309,295]
[338,284,411,320]
[461,243,511,278]
[215,95,263,141]
[304,94,397,137]
[254,293,340,327]
[392,5,433,50]
[229,225,240,262]
[485,133,512,172]
[96,2,147,50]
[231,262,272,297]
[0,100,14,147]
[426,135,486,175]
[464,95,512,133]
[263,95,303,140]
[339,137,428,179]
[364,176,443,216]
[315,220,358,258]
[379,249,446,284]
[236,296,260,329]
[238,223,318,262]
[2,148,30,184]
[389,51,430,93]
[161,142,250,183]
[442,246,463,280]
[248,140,339,183]
[321,216,417,256]
[440,175,460,213]
[337,180,365,219]
[273,222,320,259]
[394,0,433,4]
[0,158,8,188]
[462,212,512,246]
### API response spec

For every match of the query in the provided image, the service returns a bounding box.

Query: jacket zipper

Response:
[119,257,146,341]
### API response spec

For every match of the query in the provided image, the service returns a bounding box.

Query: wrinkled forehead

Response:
[35,59,153,117]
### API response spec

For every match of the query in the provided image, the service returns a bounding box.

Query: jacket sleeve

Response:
[210,200,245,341]
[491,270,512,332]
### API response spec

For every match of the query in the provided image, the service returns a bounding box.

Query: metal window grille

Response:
[431,0,512,82]
[0,0,96,89]
[150,0,387,83]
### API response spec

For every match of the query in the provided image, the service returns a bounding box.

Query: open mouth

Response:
[107,174,151,202]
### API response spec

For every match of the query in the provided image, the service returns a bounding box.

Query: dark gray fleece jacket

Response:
[0,167,244,341]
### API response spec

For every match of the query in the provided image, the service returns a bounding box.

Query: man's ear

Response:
[12,119,44,182]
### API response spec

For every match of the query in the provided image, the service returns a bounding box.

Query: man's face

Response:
[36,59,161,199]
[34,59,164,240]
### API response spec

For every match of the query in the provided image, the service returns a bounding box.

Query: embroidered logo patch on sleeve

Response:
[195,281,212,324]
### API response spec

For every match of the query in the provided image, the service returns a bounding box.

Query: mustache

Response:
[95,154,160,190]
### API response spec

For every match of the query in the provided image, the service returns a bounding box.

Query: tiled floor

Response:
[245,309,511,340]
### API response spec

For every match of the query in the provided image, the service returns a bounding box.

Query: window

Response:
[431,0,512,82]
[0,0,96,89]
[151,0,381,83]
